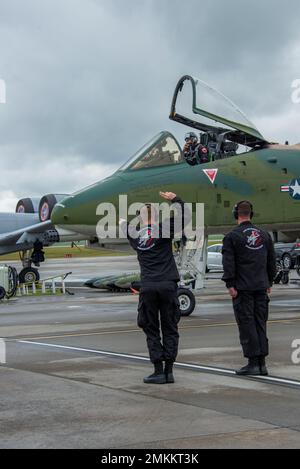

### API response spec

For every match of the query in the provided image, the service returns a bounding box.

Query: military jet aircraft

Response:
[0,194,86,283]
[2,75,300,285]
[51,75,300,247]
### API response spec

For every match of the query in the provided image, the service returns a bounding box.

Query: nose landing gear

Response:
[274,259,290,285]
[177,288,196,316]
[18,267,40,284]
[18,240,45,284]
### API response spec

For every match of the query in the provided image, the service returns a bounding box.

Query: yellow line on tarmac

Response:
[8,317,300,342]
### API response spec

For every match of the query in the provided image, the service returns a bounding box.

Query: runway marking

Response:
[18,340,300,390]
[10,317,300,342]
[19,340,148,362]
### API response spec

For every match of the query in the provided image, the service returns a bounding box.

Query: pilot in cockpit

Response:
[183,132,198,166]
[183,132,210,166]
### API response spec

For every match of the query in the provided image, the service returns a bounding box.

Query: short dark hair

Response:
[238,201,252,218]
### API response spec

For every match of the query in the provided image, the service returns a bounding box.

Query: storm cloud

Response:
[0,0,299,210]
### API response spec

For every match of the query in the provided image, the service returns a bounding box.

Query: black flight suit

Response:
[126,198,189,365]
[222,221,277,359]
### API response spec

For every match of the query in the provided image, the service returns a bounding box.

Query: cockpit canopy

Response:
[170,75,270,149]
[119,77,273,173]
[119,131,184,171]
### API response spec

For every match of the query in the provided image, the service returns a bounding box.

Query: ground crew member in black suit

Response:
[222,201,277,376]
[120,192,190,384]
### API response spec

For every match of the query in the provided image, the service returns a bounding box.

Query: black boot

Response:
[143,362,166,384]
[164,360,175,384]
[259,356,268,376]
[236,357,261,376]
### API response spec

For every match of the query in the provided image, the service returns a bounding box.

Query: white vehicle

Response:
[207,244,223,271]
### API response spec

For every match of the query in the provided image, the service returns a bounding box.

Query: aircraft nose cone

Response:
[51,203,69,226]
[51,174,125,229]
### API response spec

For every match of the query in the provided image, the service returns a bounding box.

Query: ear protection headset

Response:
[232,201,254,220]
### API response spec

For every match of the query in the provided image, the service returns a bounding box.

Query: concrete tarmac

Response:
[1,256,300,448]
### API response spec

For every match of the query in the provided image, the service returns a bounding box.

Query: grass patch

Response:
[1,238,224,262]
[0,246,129,262]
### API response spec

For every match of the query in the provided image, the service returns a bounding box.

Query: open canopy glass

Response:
[170,75,269,148]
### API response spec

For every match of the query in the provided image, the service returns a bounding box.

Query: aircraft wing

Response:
[0,220,53,246]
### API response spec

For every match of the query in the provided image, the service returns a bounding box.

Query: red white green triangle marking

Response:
[203,169,218,184]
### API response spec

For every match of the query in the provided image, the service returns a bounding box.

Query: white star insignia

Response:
[290,180,300,197]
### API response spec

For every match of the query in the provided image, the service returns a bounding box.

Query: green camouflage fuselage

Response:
[51,142,300,239]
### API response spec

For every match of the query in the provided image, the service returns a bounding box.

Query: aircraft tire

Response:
[0,286,6,300]
[177,288,196,316]
[19,268,40,284]
[282,254,292,270]
[274,272,282,284]
[281,272,289,285]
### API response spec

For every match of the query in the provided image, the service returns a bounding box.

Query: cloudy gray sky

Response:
[0,0,299,211]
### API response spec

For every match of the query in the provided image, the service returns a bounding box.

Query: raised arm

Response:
[159,191,192,240]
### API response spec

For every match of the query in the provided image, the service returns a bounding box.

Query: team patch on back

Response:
[137,226,156,251]
[243,227,264,250]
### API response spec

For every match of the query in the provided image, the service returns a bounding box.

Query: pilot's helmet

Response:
[185,132,198,144]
